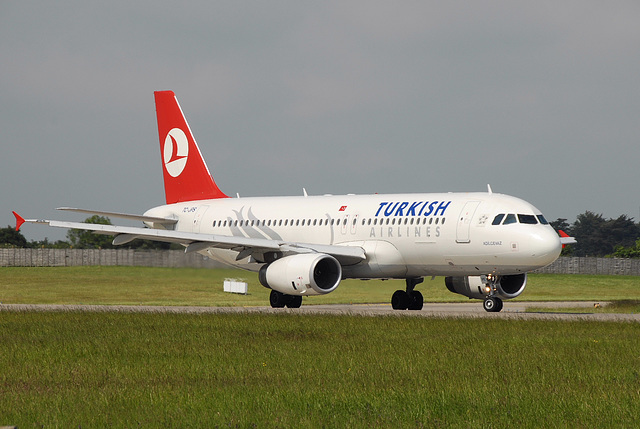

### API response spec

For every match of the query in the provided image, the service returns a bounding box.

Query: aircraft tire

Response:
[408,291,423,310]
[286,295,302,308]
[483,297,503,312]
[391,290,410,310]
[269,290,287,308]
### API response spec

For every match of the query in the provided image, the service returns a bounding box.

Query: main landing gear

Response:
[269,290,302,308]
[391,278,424,310]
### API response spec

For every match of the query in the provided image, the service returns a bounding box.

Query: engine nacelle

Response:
[444,273,527,300]
[258,253,342,296]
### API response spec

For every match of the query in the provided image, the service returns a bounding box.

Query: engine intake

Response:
[444,274,527,300]
[259,253,342,296]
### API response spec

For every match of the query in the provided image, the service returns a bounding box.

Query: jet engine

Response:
[259,253,342,296]
[444,273,527,300]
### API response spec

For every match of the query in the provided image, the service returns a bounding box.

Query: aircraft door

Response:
[456,201,480,243]
[191,206,209,233]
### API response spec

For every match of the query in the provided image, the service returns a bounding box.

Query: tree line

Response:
[3,212,640,257]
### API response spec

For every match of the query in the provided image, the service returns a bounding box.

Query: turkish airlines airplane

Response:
[14,91,575,312]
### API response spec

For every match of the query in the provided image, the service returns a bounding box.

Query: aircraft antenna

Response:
[487,184,493,194]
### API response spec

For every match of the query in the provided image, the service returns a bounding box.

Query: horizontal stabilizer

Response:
[57,207,178,225]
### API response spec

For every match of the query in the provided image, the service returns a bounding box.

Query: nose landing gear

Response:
[482,274,504,312]
[483,296,503,312]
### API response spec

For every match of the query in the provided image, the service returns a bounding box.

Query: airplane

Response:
[14,90,575,312]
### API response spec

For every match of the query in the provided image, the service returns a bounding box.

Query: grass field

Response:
[2,266,640,306]
[2,267,640,426]
[1,311,639,427]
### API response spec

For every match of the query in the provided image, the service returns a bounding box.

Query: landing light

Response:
[484,286,491,293]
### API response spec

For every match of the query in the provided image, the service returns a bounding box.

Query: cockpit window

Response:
[503,213,517,225]
[493,213,546,225]
[518,214,538,224]
[537,215,549,225]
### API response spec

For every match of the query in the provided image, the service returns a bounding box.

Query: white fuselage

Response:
[144,191,562,279]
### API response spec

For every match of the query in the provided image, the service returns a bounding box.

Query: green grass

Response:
[2,267,640,307]
[525,274,640,302]
[2,268,640,426]
[528,300,640,314]
[1,311,639,427]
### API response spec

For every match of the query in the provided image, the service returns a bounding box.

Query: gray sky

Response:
[2,1,640,242]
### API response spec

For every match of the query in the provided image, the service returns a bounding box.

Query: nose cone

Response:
[529,227,562,267]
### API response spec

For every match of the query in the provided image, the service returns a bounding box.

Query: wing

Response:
[56,207,178,226]
[16,215,366,266]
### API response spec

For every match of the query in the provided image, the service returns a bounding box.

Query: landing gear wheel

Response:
[269,290,287,308]
[483,297,503,313]
[408,291,423,310]
[391,290,410,310]
[286,295,302,308]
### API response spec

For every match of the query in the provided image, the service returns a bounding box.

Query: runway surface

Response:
[1,301,639,322]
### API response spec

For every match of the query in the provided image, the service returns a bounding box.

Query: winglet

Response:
[558,230,577,248]
[13,211,26,231]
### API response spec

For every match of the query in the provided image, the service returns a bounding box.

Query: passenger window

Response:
[518,214,538,224]
[492,214,505,225]
[537,215,549,225]
[503,214,517,225]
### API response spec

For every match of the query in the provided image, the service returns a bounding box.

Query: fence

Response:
[0,248,224,269]
[2,249,640,275]
[534,257,640,276]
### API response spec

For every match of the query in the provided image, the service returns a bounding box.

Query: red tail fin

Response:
[154,91,229,204]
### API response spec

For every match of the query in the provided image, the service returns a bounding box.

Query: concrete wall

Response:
[2,249,640,275]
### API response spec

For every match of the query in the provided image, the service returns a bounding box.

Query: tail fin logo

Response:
[163,128,189,177]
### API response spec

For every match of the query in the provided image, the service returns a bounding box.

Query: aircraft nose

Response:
[529,227,562,267]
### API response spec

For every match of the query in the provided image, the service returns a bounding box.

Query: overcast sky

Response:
[2,1,639,242]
